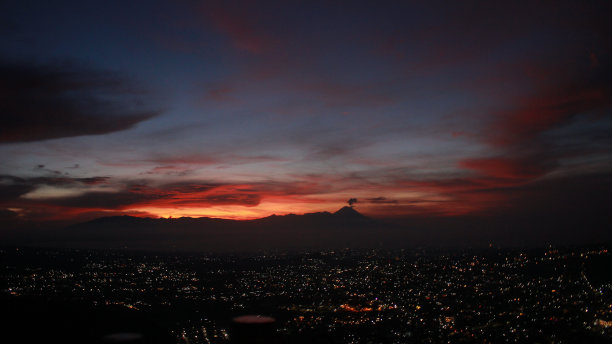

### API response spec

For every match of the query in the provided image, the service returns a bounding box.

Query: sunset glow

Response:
[0,1,610,244]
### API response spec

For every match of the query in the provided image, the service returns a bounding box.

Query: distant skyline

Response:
[1,1,611,243]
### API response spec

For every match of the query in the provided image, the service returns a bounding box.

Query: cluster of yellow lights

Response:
[339,304,373,313]
[595,319,612,328]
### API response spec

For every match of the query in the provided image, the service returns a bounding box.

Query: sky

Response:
[1,1,611,242]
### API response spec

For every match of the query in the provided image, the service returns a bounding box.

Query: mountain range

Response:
[19,206,398,252]
[10,204,604,251]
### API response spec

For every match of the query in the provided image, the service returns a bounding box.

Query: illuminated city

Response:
[2,245,611,343]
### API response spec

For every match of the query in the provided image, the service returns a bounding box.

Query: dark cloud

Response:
[489,70,612,147]
[141,165,195,177]
[53,182,262,209]
[0,176,267,215]
[0,177,159,210]
[2,174,110,187]
[0,175,110,204]
[200,193,260,206]
[459,153,558,181]
[160,182,218,194]
[449,48,612,212]
[347,198,357,206]
[0,181,35,202]
[77,177,110,185]
[366,197,398,204]
[0,59,159,143]
[141,154,285,167]
[48,191,161,209]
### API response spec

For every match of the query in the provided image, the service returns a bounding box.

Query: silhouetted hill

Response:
[333,206,371,221]
[34,208,394,252]
[253,207,374,227]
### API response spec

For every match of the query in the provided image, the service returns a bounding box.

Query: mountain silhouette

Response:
[333,206,370,221]
[33,207,393,251]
